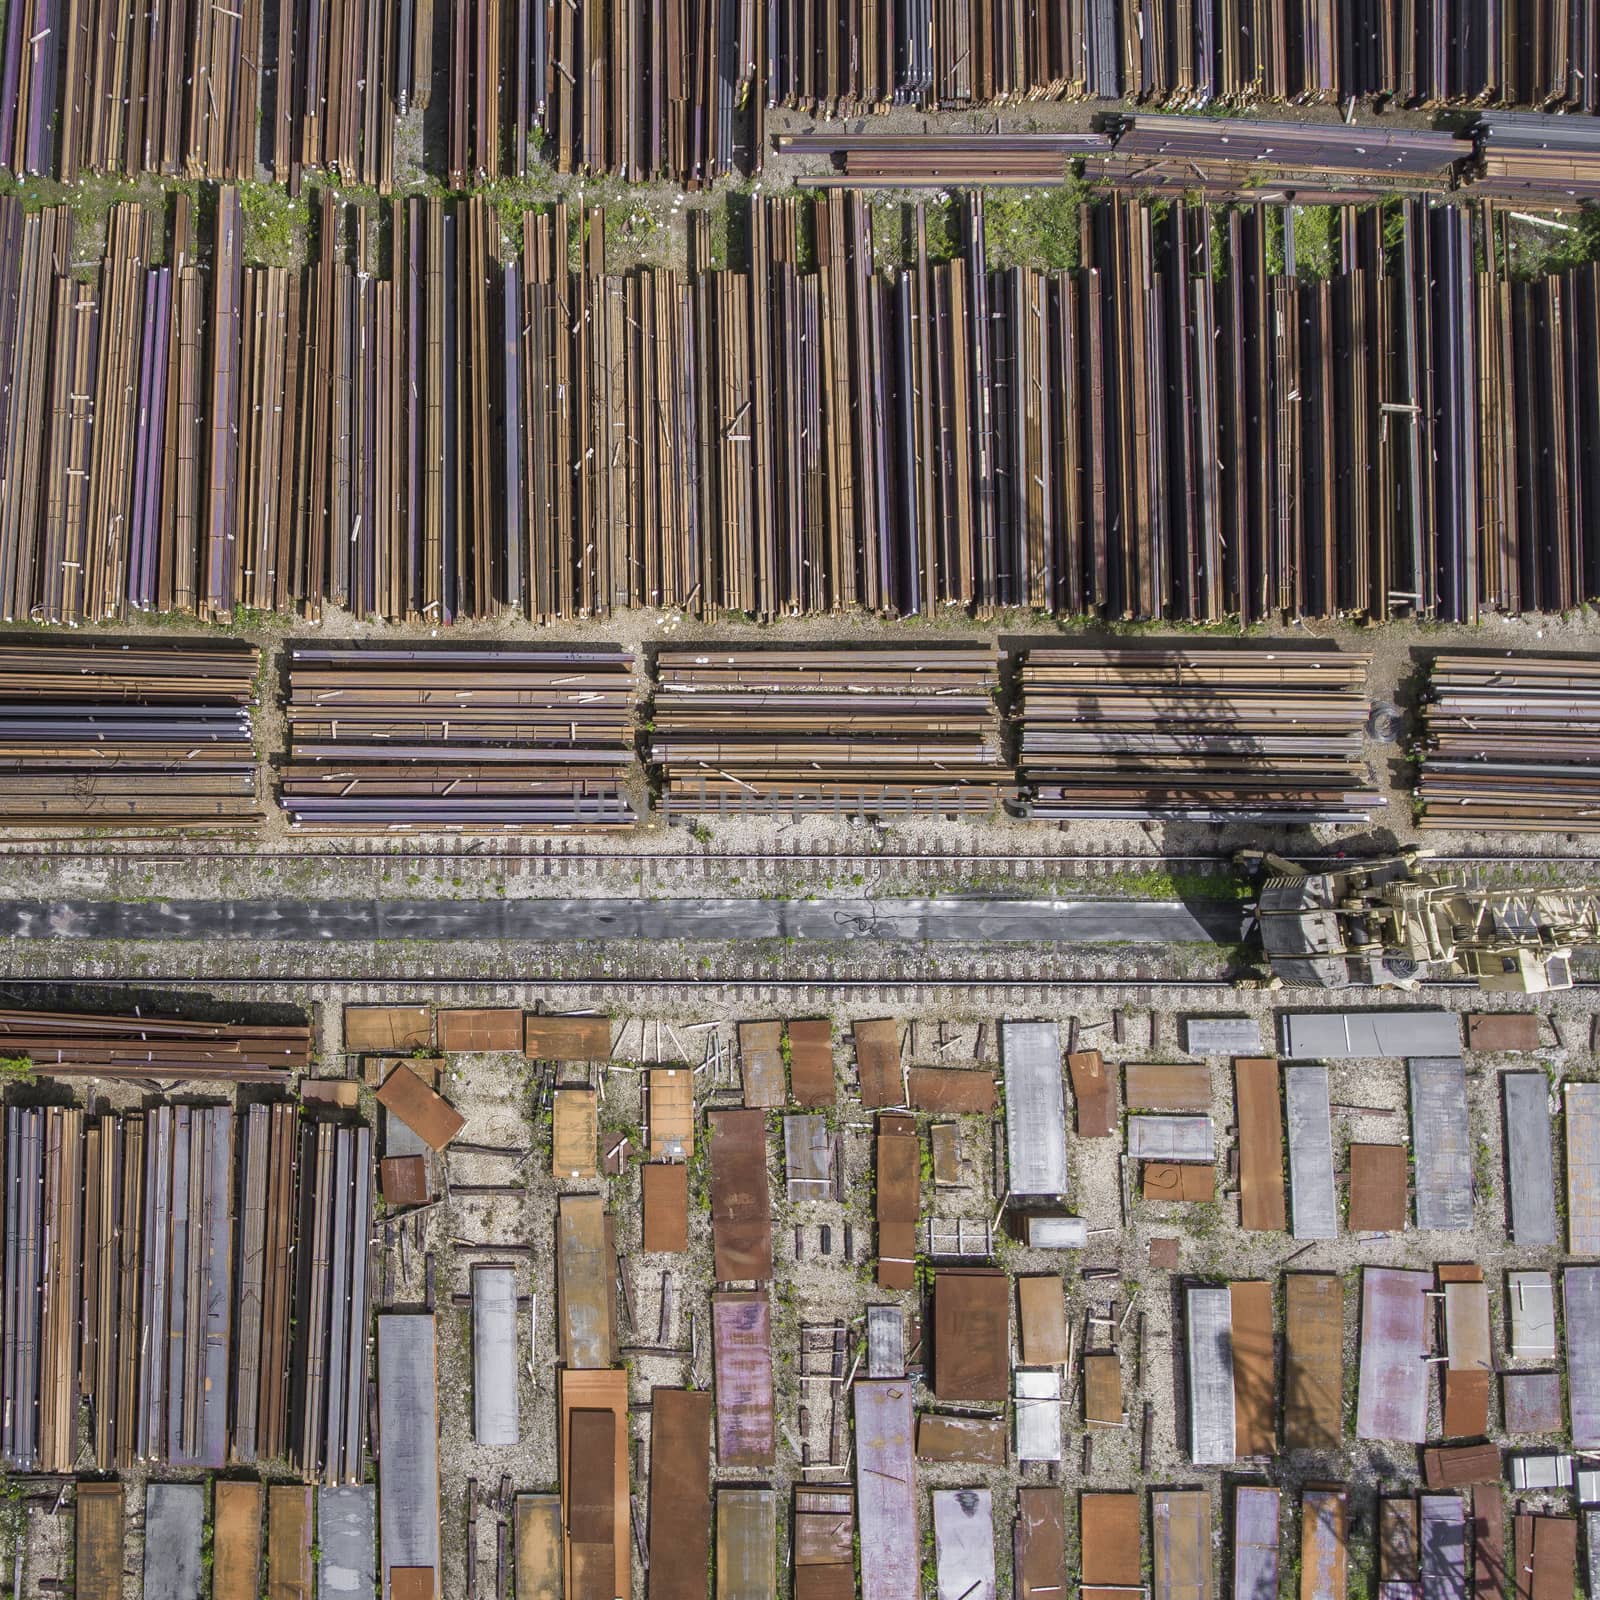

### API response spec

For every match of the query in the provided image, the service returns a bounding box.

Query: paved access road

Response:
[0,897,1242,945]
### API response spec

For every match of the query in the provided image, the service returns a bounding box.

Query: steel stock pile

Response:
[3,191,1599,630]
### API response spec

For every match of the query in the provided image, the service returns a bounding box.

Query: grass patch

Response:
[1291,204,1339,279]
[239,181,309,269]
[982,182,1084,270]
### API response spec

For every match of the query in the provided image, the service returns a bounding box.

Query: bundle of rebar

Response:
[650,646,1011,815]
[0,1007,309,1079]
[0,637,260,827]
[280,646,638,830]
[1417,654,1600,832]
[1017,647,1382,823]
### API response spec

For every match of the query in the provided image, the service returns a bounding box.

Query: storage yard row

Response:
[5,2,1600,185]
[3,189,1597,633]
[6,637,1599,834]
[6,994,1599,1600]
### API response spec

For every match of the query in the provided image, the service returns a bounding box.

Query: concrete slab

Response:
[1185,1286,1235,1465]
[867,1306,905,1378]
[378,1314,441,1599]
[1281,1011,1461,1060]
[1410,1059,1473,1230]
[318,1487,377,1599]
[1014,1369,1063,1463]
[1508,1271,1557,1361]
[1186,1019,1262,1056]
[144,1484,203,1600]
[1002,1023,1068,1197]
[1128,1117,1215,1162]
[1285,1066,1337,1240]
[932,1490,996,1600]
[472,1265,520,1446]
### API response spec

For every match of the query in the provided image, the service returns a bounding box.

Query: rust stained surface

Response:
[75,1482,124,1600]
[907,1068,996,1113]
[717,1490,778,1600]
[515,1494,564,1600]
[1126,1064,1212,1112]
[713,1291,777,1468]
[933,1268,1009,1401]
[787,1021,836,1107]
[1069,1051,1116,1137]
[1347,1145,1408,1233]
[525,1015,612,1061]
[1379,1497,1419,1582]
[1153,1490,1212,1600]
[1301,1490,1348,1600]
[914,1414,1007,1463]
[709,1110,773,1282]
[345,1005,433,1052]
[213,1481,263,1600]
[301,1077,359,1109]
[1083,1354,1123,1426]
[1082,1492,1142,1600]
[739,1023,787,1109]
[1017,1276,1068,1365]
[375,1063,466,1152]
[1443,1370,1491,1438]
[557,1368,629,1600]
[1423,1444,1501,1489]
[854,1381,918,1600]
[649,1388,712,1600]
[1502,1372,1563,1434]
[1472,1490,1505,1600]
[1235,1058,1287,1232]
[1525,1516,1577,1600]
[568,1409,617,1600]
[1015,1488,1068,1600]
[438,1008,523,1052]
[1467,1014,1540,1052]
[876,1114,920,1291]
[1285,1274,1343,1452]
[1143,1163,1216,1202]
[1357,1268,1431,1443]
[854,1019,902,1108]
[1230,1281,1275,1458]
[641,1162,689,1253]
[378,1152,428,1206]
[793,1489,854,1567]
[267,1485,314,1600]
[648,1068,695,1160]
[552,1088,599,1178]
[557,1195,617,1368]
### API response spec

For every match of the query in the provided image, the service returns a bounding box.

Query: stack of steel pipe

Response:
[650,646,1012,815]
[280,646,638,830]
[0,1007,309,1081]
[1417,654,1600,832]
[1017,647,1381,823]
[0,637,260,828]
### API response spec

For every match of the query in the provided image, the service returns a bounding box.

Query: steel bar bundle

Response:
[777,131,1113,186]
[1417,655,1600,832]
[1474,114,1600,204]
[0,637,260,826]
[288,1120,373,1485]
[279,645,638,830]
[649,646,1012,815]
[1017,647,1382,823]
[0,1007,309,1080]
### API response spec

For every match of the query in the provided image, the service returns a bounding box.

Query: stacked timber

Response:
[650,647,1010,816]
[1017,648,1381,824]
[289,1121,374,1485]
[1417,655,1600,832]
[0,1007,310,1082]
[279,646,637,830]
[0,638,260,827]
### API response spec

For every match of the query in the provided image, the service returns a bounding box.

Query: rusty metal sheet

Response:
[1380,1498,1418,1582]
[740,1022,787,1109]
[796,1569,854,1600]
[930,1123,960,1186]
[713,1291,775,1467]
[557,1195,616,1368]
[1348,1145,1407,1233]
[793,1489,854,1567]
[1004,1024,1068,1194]
[515,1494,563,1600]
[933,1489,996,1600]
[1082,1493,1142,1600]
[525,1015,612,1061]
[1358,1267,1431,1443]
[1565,1084,1600,1255]
[915,1414,1006,1463]
[647,1069,694,1161]
[1018,1276,1067,1365]
[557,1368,629,1600]
[709,1110,772,1282]
[552,1089,598,1178]
[568,1408,617,1600]
[1503,1372,1563,1434]
[1527,1516,1576,1600]
[1069,1050,1115,1137]
[876,1115,919,1291]
[345,1005,433,1052]
[785,1115,834,1201]
[1301,1490,1347,1600]
[1235,1059,1286,1232]
[1016,1489,1068,1600]
[1126,1064,1212,1112]
[787,1020,835,1107]
[1233,1487,1279,1600]
[1445,1281,1491,1370]
[1467,1014,1540,1052]
[855,1381,918,1600]
[717,1490,777,1600]
[1143,1163,1216,1202]
[908,1068,996,1113]
[267,1485,314,1600]
[1443,1370,1491,1437]
[650,1388,711,1600]
[1153,1490,1212,1600]
[934,1268,1009,1401]
[75,1482,124,1600]
[855,1019,902,1107]
[1423,1444,1501,1489]
[642,1162,689,1253]
[376,1063,466,1152]
[213,1481,262,1600]
[438,1008,523,1052]
[1230,1281,1274,1458]
[302,1077,360,1109]
[1084,1353,1123,1425]
[392,1573,439,1600]
[1472,1490,1504,1600]
[378,1155,427,1211]
[1284,1274,1343,1452]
